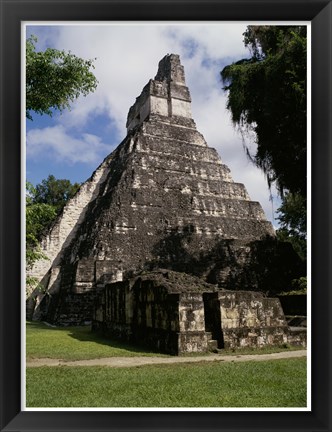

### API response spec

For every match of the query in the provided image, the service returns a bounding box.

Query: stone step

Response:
[207,339,218,352]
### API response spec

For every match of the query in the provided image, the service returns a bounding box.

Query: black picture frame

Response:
[1,0,331,431]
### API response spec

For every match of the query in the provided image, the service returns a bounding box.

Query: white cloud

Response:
[27,125,109,164]
[45,23,248,134]
[167,23,248,59]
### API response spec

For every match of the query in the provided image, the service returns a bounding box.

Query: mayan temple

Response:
[27,54,305,353]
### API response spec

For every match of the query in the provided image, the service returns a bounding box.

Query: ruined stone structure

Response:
[27,54,305,352]
[93,270,305,355]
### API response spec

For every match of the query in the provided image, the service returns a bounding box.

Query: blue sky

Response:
[25,22,281,225]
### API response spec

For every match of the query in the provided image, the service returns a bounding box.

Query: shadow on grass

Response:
[70,326,167,355]
[27,320,169,356]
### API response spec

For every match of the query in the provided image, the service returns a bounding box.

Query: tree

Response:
[26,35,98,120]
[276,192,306,239]
[276,192,307,260]
[221,26,307,263]
[221,26,307,197]
[33,175,80,213]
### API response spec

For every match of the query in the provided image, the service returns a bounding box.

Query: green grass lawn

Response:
[26,321,307,408]
[26,358,307,408]
[26,321,170,360]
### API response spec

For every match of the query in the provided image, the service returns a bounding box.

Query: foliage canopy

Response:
[26,35,98,120]
[276,192,307,260]
[221,26,307,262]
[33,174,80,212]
[221,26,307,197]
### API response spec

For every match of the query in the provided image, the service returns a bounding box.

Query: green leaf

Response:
[26,35,98,119]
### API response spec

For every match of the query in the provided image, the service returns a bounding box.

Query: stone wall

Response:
[93,274,212,354]
[204,290,289,349]
[92,270,304,354]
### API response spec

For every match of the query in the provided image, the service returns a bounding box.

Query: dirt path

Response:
[26,349,306,368]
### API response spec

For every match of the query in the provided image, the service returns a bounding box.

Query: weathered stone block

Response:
[169,82,191,102]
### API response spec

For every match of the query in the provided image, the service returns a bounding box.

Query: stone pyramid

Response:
[28,54,295,325]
